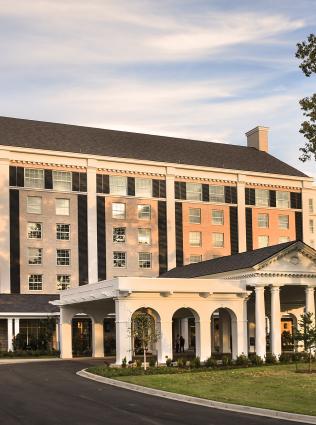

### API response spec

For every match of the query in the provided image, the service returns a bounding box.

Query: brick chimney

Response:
[245,126,269,152]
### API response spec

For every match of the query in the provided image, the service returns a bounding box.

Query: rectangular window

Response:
[310,219,314,234]
[189,208,201,224]
[112,203,126,219]
[138,252,151,269]
[52,171,72,191]
[28,274,42,291]
[27,196,42,214]
[113,227,126,243]
[258,213,269,228]
[56,249,71,266]
[186,183,202,201]
[276,191,290,208]
[189,255,202,264]
[212,232,224,247]
[57,275,71,290]
[27,223,42,239]
[138,228,151,245]
[278,215,289,229]
[309,198,314,213]
[209,185,225,203]
[255,189,269,207]
[135,178,152,198]
[258,235,269,248]
[55,198,70,216]
[138,204,151,220]
[24,168,44,189]
[109,175,127,195]
[279,236,290,243]
[56,224,70,240]
[28,248,42,265]
[189,231,201,247]
[113,251,126,268]
[212,210,224,225]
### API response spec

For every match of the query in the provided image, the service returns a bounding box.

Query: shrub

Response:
[204,356,218,368]
[165,357,172,367]
[136,359,142,368]
[222,355,232,367]
[190,356,201,369]
[176,358,187,368]
[249,354,263,366]
[235,354,249,367]
[149,357,157,367]
[121,357,127,368]
[265,353,278,364]
[279,353,292,364]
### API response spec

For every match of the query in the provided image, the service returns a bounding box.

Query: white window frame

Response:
[258,235,269,248]
[310,219,314,234]
[278,215,289,229]
[276,191,290,208]
[28,248,42,265]
[27,222,42,239]
[56,249,71,266]
[189,255,202,264]
[55,198,70,216]
[138,228,151,245]
[52,171,72,192]
[28,274,43,291]
[186,183,202,201]
[27,196,42,214]
[258,213,269,228]
[56,224,71,240]
[112,203,126,219]
[135,178,152,198]
[212,210,224,225]
[113,251,126,268]
[113,227,126,243]
[189,231,201,247]
[255,189,269,207]
[189,208,201,224]
[24,168,44,189]
[109,175,127,195]
[209,185,225,203]
[212,232,224,248]
[309,199,314,214]
[138,252,152,269]
[56,275,71,291]
[279,236,290,243]
[137,204,151,220]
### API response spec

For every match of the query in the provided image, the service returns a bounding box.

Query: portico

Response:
[51,241,316,364]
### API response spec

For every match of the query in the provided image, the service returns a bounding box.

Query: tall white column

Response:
[87,159,98,284]
[255,286,266,359]
[305,286,315,319]
[158,320,173,363]
[195,319,211,362]
[60,307,73,359]
[0,153,11,293]
[270,286,282,358]
[92,320,104,358]
[237,175,246,253]
[115,299,132,365]
[14,318,20,336]
[166,167,176,270]
[181,318,189,350]
[7,318,13,351]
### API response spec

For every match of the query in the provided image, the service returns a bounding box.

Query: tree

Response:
[294,312,316,373]
[131,312,160,370]
[296,34,316,162]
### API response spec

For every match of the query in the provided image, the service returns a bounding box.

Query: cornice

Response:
[11,159,86,170]
[97,168,165,177]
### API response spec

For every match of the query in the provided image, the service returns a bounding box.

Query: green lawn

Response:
[113,365,316,416]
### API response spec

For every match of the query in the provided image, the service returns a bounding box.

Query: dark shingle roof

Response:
[160,241,297,278]
[0,116,307,177]
[0,294,59,313]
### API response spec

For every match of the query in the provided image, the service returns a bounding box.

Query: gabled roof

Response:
[160,241,306,278]
[0,294,59,313]
[0,116,308,177]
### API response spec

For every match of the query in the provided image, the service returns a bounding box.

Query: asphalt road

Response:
[0,359,303,425]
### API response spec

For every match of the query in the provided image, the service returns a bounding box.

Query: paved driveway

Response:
[0,359,302,425]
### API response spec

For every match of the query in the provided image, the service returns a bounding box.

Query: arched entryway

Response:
[281,313,297,352]
[172,308,199,358]
[131,307,161,361]
[211,308,238,359]
[72,316,92,357]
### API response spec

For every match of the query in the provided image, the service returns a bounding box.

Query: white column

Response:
[270,286,282,358]
[115,299,132,365]
[55,319,60,351]
[305,286,315,321]
[181,318,189,350]
[158,320,173,363]
[60,307,73,359]
[237,176,246,253]
[195,319,211,362]
[166,167,176,270]
[87,159,98,284]
[7,318,13,351]
[92,320,104,358]
[14,318,20,336]
[0,153,11,293]
[255,286,266,359]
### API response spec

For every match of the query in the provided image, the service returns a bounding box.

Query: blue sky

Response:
[0,0,315,177]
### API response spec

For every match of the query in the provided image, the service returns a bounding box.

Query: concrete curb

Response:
[0,357,62,365]
[77,369,316,424]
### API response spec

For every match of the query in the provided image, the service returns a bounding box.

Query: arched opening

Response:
[72,316,92,357]
[211,308,237,359]
[172,308,199,358]
[131,307,160,361]
[281,313,297,352]
[104,314,116,357]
